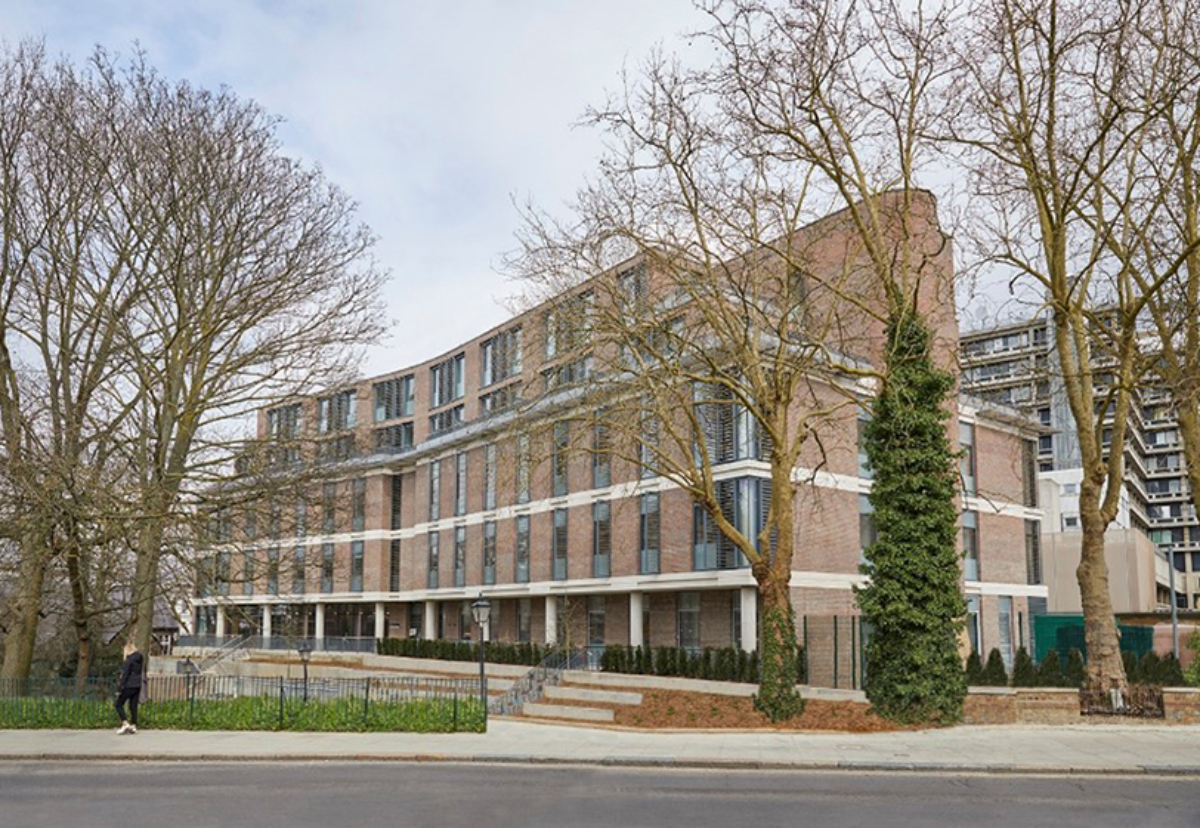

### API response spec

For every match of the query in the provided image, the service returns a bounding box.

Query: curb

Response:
[1,753,1197,776]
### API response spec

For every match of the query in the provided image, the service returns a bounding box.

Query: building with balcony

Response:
[191,198,1046,682]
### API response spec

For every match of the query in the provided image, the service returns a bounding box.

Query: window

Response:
[266,403,302,465]
[552,508,568,580]
[588,595,606,651]
[242,552,254,596]
[695,478,765,570]
[373,375,414,421]
[516,434,531,504]
[390,475,403,531]
[429,405,464,435]
[427,532,440,589]
[552,421,570,497]
[733,404,758,461]
[321,543,334,593]
[430,353,465,408]
[1023,440,1038,507]
[267,547,280,595]
[857,413,873,479]
[483,521,497,585]
[269,499,281,539]
[322,483,336,534]
[1038,407,1051,427]
[617,264,647,318]
[460,600,472,641]
[518,598,532,642]
[1062,482,1078,495]
[543,290,593,359]
[216,551,230,596]
[592,422,611,488]
[542,354,593,391]
[352,478,366,532]
[1038,434,1053,454]
[245,509,257,542]
[350,541,364,592]
[693,503,720,570]
[455,452,468,516]
[292,545,306,594]
[678,592,700,652]
[428,460,441,521]
[966,595,981,654]
[454,526,466,587]
[963,511,979,580]
[375,422,414,452]
[317,390,357,434]
[389,539,401,592]
[640,493,660,574]
[998,596,1013,672]
[480,384,520,416]
[483,445,497,510]
[515,515,530,583]
[481,327,523,387]
[317,433,356,463]
[1025,520,1041,585]
[859,494,877,564]
[593,501,611,578]
[639,414,658,479]
[1063,515,1078,529]
[959,422,976,496]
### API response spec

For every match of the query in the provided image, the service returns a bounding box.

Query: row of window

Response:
[200,540,366,598]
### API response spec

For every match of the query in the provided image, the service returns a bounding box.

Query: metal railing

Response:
[489,647,589,716]
[177,635,378,655]
[0,674,483,732]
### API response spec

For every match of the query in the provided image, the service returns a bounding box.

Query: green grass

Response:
[0,694,485,733]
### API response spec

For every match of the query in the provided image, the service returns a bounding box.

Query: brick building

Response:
[192,198,1046,684]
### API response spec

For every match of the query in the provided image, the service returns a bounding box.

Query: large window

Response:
[552,421,570,497]
[322,483,336,534]
[292,545,306,594]
[455,452,468,516]
[859,494,877,564]
[428,460,441,521]
[857,412,873,479]
[518,598,532,643]
[482,521,497,585]
[588,595,606,652]
[454,526,466,587]
[592,422,611,488]
[998,596,1014,671]
[430,353,465,408]
[427,532,440,589]
[373,375,414,422]
[375,422,414,452]
[543,290,593,359]
[266,403,302,465]
[552,508,568,581]
[321,543,334,593]
[267,547,280,595]
[1025,520,1042,585]
[481,327,523,387]
[242,552,254,596]
[390,475,403,531]
[350,541,364,592]
[515,515,530,583]
[694,477,767,570]
[693,504,720,570]
[963,510,979,581]
[429,405,464,435]
[351,478,366,532]
[678,592,701,652]
[483,444,497,510]
[639,414,658,479]
[959,422,977,496]
[542,355,594,392]
[317,390,357,434]
[593,501,611,578]
[516,434,531,504]
[639,493,660,574]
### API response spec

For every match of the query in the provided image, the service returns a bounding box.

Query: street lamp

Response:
[297,641,313,702]
[471,595,491,723]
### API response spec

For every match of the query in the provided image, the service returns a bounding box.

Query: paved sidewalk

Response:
[1,720,1199,774]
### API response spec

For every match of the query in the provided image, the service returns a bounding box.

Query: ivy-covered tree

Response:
[857,313,966,723]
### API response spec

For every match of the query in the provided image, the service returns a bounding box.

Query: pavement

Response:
[2,719,1199,775]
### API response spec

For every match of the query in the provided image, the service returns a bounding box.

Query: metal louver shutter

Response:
[758,478,778,561]
[717,479,737,569]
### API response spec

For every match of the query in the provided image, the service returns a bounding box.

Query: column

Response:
[740,586,758,652]
[315,602,326,643]
[189,605,200,637]
[629,591,645,647]
[544,595,558,645]
[262,605,272,645]
[423,601,437,641]
[375,601,386,641]
[214,605,226,639]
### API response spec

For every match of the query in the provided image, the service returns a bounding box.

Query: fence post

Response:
[278,676,284,728]
[363,678,370,724]
[453,695,459,731]
[851,620,857,691]
[188,674,195,725]
[833,615,839,689]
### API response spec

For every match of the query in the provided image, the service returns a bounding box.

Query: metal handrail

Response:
[195,634,251,673]
[488,646,588,716]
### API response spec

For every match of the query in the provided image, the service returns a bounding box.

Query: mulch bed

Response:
[593,688,918,732]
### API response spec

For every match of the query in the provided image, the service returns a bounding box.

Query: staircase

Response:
[488,648,590,717]
[192,635,251,675]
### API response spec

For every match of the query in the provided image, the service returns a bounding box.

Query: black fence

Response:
[0,674,483,732]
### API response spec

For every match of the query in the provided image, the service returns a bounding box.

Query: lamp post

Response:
[1166,545,1181,661]
[471,595,491,725]
[297,641,313,702]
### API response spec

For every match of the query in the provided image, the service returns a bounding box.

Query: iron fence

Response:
[0,674,482,732]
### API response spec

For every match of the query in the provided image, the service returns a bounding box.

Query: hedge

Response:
[378,638,549,666]
[597,644,808,685]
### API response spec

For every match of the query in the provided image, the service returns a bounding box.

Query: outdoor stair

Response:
[521,702,615,723]
[543,686,642,706]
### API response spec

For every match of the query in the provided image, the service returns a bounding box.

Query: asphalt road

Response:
[0,762,1197,828]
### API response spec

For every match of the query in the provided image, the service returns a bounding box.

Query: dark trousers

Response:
[115,687,140,726]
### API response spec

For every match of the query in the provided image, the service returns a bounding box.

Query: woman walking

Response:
[115,641,144,735]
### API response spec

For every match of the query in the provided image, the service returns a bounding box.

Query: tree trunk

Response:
[0,535,49,680]
[65,540,92,691]
[1077,484,1126,692]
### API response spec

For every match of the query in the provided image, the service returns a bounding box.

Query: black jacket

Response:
[118,651,144,691]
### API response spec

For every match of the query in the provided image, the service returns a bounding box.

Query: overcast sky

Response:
[0,0,705,376]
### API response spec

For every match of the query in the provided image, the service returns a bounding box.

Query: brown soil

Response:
[576,688,917,732]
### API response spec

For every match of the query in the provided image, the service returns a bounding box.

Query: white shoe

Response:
[116,723,131,735]
[127,725,137,735]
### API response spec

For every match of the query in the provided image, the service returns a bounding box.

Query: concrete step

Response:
[545,686,642,706]
[522,702,615,723]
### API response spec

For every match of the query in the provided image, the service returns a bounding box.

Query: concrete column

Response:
[629,592,645,647]
[262,605,272,644]
[315,602,326,642]
[740,586,758,652]
[215,605,226,638]
[374,601,386,640]
[423,601,437,641]
[544,595,558,645]
[189,605,200,636]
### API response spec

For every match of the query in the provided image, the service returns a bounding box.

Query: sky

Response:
[0,0,703,376]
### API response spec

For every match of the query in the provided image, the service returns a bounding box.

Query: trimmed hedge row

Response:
[598,644,808,685]
[378,638,551,666]
[965,646,1185,689]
